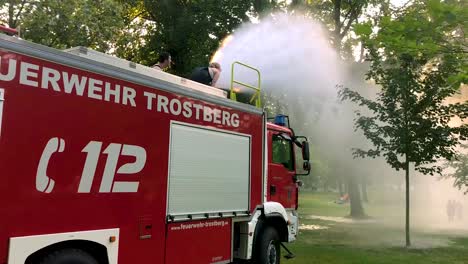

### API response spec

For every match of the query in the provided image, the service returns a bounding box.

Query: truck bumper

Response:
[287,210,299,242]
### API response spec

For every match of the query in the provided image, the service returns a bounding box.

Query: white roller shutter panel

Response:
[167,123,251,216]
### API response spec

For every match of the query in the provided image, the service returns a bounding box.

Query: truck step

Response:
[280,242,296,259]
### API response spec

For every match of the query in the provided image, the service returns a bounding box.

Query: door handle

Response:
[270,185,277,196]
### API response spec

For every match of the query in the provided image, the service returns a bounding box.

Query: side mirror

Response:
[303,160,311,171]
[293,136,311,176]
[302,141,310,161]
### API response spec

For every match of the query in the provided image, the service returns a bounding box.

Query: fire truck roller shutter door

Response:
[167,122,251,218]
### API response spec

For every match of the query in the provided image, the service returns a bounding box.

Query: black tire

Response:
[254,226,281,264]
[39,248,99,264]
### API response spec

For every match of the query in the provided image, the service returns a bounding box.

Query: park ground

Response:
[286,192,468,264]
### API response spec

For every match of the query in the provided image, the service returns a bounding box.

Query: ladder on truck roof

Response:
[230,61,262,108]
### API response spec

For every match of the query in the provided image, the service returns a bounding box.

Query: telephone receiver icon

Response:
[36,137,65,193]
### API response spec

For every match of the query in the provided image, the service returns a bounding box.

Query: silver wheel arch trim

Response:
[238,202,289,260]
[262,202,289,223]
[8,228,119,264]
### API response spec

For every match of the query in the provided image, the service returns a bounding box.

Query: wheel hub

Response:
[267,241,277,264]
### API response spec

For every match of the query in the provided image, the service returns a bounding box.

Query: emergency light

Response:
[274,115,287,126]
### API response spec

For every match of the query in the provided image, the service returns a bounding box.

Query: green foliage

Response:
[340,0,467,246]
[353,22,372,39]
[16,0,125,51]
[0,0,28,28]
[112,1,156,63]
[340,0,468,176]
[305,0,388,58]
[446,145,468,194]
[120,0,254,76]
[253,0,286,15]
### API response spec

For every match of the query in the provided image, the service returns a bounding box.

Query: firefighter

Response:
[152,52,171,71]
[190,62,222,87]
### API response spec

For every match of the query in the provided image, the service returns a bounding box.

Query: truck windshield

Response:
[272,134,294,171]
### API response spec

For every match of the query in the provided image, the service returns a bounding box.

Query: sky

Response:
[282,0,411,7]
[391,0,411,7]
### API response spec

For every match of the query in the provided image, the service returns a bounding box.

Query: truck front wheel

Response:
[39,248,99,264]
[255,226,281,264]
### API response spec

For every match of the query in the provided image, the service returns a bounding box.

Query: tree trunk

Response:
[405,158,411,247]
[8,0,15,28]
[338,177,344,196]
[333,0,342,53]
[359,43,365,62]
[348,176,365,218]
[361,176,368,202]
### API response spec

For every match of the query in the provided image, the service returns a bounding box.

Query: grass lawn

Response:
[286,192,468,264]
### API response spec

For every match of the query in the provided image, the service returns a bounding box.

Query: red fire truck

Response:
[0,31,310,264]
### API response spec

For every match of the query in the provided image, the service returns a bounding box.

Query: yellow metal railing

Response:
[230,61,261,108]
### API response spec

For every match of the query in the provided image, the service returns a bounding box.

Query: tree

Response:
[112,1,156,63]
[21,0,125,51]
[360,175,368,202]
[446,144,468,193]
[0,0,126,52]
[305,0,388,58]
[0,0,29,28]
[253,0,285,15]
[120,0,254,76]
[340,0,468,246]
[293,1,389,218]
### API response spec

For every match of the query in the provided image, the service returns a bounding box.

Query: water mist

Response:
[214,13,342,103]
[212,12,468,238]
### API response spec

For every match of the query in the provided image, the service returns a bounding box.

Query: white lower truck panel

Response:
[8,228,119,264]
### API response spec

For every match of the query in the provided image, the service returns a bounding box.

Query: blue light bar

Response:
[274,115,286,126]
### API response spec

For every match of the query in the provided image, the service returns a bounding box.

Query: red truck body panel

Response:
[165,219,232,264]
[0,49,264,263]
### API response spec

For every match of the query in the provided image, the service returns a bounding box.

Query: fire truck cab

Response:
[0,31,310,264]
